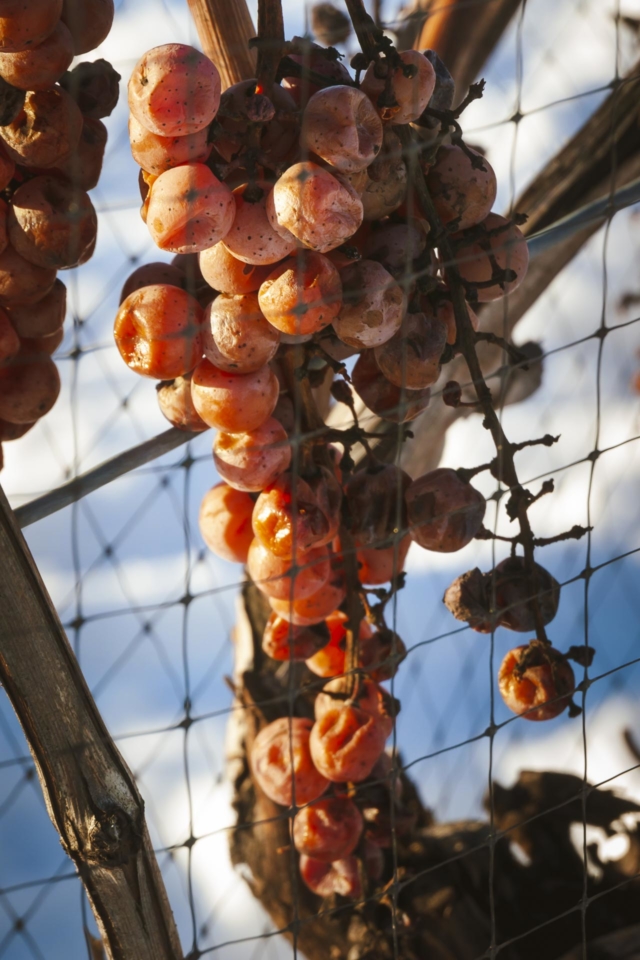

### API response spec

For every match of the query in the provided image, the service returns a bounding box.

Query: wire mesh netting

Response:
[2,0,640,957]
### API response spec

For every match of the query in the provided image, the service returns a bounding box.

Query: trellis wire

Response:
[1,0,640,958]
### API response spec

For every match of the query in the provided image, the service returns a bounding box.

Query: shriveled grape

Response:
[213,418,290,492]
[351,348,430,423]
[373,310,447,390]
[146,163,235,254]
[128,115,211,176]
[332,260,404,349]
[406,468,486,552]
[199,242,272,296]
[258,252,342,336]
[361,50,435,125]
[426,144,497,232]
[202,293,279,373]
[452,213,529,302]
[128,43,221,137]
[222,182,296,266]
[191,357,279,433]
[198,483,254,564]
[301,85,383,174]
[267,162,363,254]
[114,284,203,379]
[251,717,329,807]
[248,539,330,601]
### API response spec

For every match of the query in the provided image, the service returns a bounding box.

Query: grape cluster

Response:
[0,0,118,468]
[116,33,578,899]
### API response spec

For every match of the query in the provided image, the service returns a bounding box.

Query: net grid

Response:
[1,0,640,958]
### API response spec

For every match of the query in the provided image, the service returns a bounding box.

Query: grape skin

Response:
[301,85,383,174]
[191,357,279,433]
[361,50,435,125]
[146,162,236,254]
[213,417,291,493]
[332,260,404,349]
[202,293,280,374]
[128,43,221,137]
[222,183,297,266]
[267,161,363,254]
[198,483,254,564]
[258,252,342,337]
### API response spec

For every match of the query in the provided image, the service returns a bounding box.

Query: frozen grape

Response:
[247,539,330,601]
[452,213,529,302]
[0,418,36,441]
[258,252,342,336]
[0,0,62,54]
[156,373,208,432]
[129,114,211,176]
[114,284,203,379]
[252,473,330,558]
[55,117,107,191]
[363,220,427,281]
[0,349,60,423]
[146,163,235,254]
[222,182,297,266]
[6,278,66,338]
[310,700,387,782]
[202,293,279,374]
[61,0,114,55]
[299,854,362,899]
[215,80,298,167]
[262,613,329,662]
[332,260,404,349]
[351,348,430,423]
[120,262,186,304]
[0,87,82,168]
[293,797,363,862]
[374,309,447,390]
[499,644,575,722]
[199,242,272,296]
[251,716,329,807]
[491,557,561,633]
[267,161,363,254]
[306,610,373,678]
[0,244,56,306]
[0,20,73,90]
[59,59,121,119]
[361,50,435,125]
[128,43,221,137]
[213,417,290,492]
[354,535,411,586]
[198,483,254,563]
[282,43,352,105]
[315,678,394,738]
[9,175,97,269]
[426,144,497,232]
[406,468,486,552]
[345,463,411,547]
[191,357,279,433]
[301,85,383,174]
[360,128,407,220]
[270,566,346,625]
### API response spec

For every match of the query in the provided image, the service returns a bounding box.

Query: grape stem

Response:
[395,122,552,644]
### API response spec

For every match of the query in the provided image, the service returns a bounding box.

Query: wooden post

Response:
[187,0,256,86]
[0,484,183,960]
